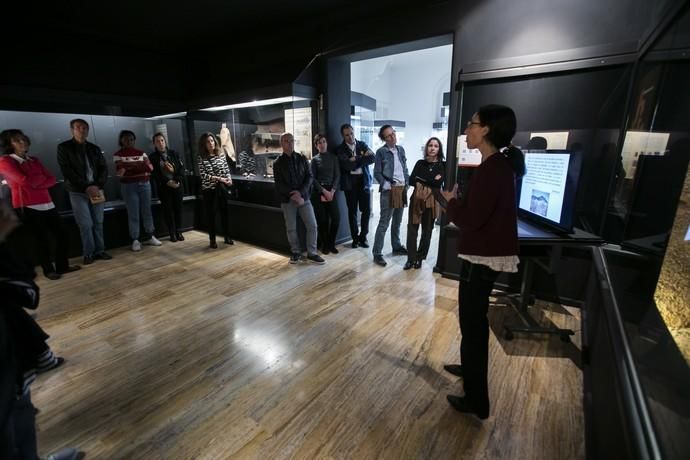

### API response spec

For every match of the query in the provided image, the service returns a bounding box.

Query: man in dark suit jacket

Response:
[335,124,375,248]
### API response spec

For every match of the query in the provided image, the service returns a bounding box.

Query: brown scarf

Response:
[390,184,407,209]
[409,183,439,224]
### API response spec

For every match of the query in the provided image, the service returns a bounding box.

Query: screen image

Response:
[518,150,582,233]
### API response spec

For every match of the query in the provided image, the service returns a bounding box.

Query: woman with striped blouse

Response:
[197,132,233,248]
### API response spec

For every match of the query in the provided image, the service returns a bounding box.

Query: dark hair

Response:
[340,123,353,135]
[152,132,167,143]
[424,137,444,161]
[198,132,220,158]
[0,129,31,155]
[313,133,327,146]
[526,136,547,150]
[477,104,525,177]
[378,124,393,141]
[118,130,136,147]
[70,118,89,129]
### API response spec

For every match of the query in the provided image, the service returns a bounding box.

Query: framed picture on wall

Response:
[457,134,481,167]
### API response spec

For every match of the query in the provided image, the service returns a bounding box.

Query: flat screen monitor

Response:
[517,150,583,234]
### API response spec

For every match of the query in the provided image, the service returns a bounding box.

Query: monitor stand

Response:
[500,249,575,343]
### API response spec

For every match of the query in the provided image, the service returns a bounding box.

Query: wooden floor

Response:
[31,230,584,459]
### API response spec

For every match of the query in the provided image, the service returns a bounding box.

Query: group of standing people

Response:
[0,119,187,280]
[273,123,448,270]
[1,103,525,425]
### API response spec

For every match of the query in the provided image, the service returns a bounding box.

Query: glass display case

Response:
[350,91,376,147]
[608,9,690,458]
[189,87,317,190]
[186,85,318,251]
[431,91,450,148]
[455,66,631,235]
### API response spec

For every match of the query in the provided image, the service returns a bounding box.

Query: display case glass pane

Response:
[190,95,316,182]
[457,65,631,235]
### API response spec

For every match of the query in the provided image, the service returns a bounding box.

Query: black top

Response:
[273,152,312,203]
[335,140,374,191]
[149,149,185,190]
[409,159,445,189]
[57,138,108,193]
[311,151,341,193]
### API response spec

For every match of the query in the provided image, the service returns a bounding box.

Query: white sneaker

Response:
[143,236,162,246]
[131,240,142,251]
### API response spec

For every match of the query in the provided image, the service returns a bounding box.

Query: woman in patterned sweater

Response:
[197,132,233,248]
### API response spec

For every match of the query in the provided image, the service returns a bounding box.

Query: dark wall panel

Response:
[455,0,677,69]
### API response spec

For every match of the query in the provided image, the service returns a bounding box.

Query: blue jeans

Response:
[373,190,404,256]
[280,201,318,256]
[69,191,105,257]
[121,181,154,240]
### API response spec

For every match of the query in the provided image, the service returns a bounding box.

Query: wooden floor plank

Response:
[29,230,584,459]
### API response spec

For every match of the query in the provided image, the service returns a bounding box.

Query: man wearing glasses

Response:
[372,125,409,266]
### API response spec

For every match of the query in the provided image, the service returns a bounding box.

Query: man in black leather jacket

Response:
[273,133,324,265]
[57,118,112,265]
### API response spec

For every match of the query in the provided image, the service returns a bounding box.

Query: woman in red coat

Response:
[441,105,525,420]
[0,129,80,279]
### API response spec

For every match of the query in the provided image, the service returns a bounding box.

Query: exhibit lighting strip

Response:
[201,96,308,111]
[145,111,188,120]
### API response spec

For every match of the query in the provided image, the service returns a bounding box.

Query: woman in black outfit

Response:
[404,137,445,270]
[150,133,185,242]
[441,105,525,420]
[311,133,341,254]
[196,132,233,249]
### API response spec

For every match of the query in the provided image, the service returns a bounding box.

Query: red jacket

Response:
[0,155,56,208]
[447,153,519,257]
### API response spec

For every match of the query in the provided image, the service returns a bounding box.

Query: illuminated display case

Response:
[189,85,317,188]
[186,84,319,251]
[350,91,376,147]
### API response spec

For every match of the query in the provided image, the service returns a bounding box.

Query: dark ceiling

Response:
[4,0,456,106]
[9,0,435,53]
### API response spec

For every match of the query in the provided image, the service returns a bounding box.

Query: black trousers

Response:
[202,188,229,241]
[406,207,435,262]
[312,192,340,250]
[344,176,370,241]
[18,208,69,275]
[159,185,183,236]
[458,260,499,415]
[9,391,38,460]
